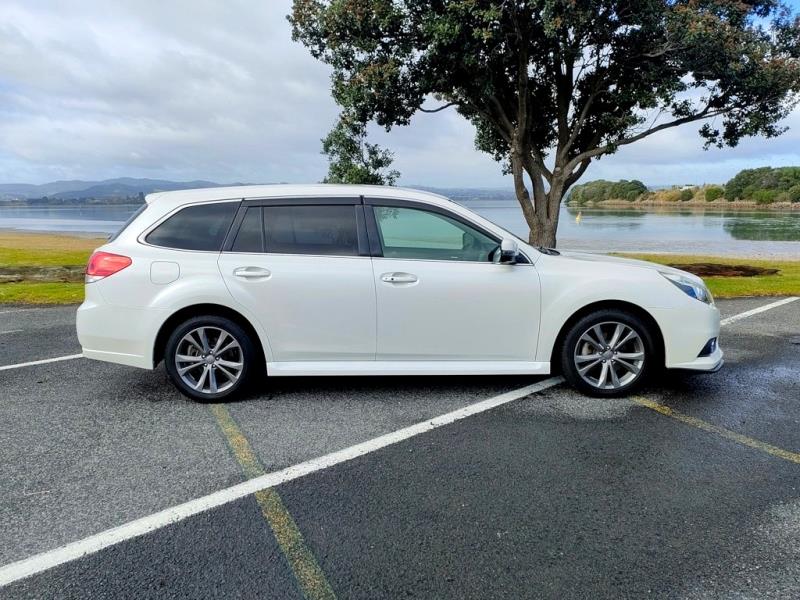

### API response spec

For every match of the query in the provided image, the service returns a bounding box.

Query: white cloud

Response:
[0,0,797,186]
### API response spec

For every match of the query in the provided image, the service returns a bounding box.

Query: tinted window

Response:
[231,207,263,252]
[264,205,358,256]
[373,206,498,262]
[145,202,237,251]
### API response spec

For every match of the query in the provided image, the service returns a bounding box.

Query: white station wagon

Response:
[76,184,723,401]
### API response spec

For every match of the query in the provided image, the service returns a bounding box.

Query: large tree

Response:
[321,112,400,185]
[290,0,800,246]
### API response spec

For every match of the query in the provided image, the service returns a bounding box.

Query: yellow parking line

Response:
[633,397,800,465]
[209,404,336,600]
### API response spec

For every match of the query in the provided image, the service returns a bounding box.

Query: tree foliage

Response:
[321,114,399,185]
[569,179,648,204]
[724,166,800,201]
[290,0,800,245]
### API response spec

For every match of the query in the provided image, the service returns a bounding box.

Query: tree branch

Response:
[564,106,728,174]
[419,102,457,113]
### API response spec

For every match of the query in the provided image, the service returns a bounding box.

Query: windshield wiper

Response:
[536,246,561,256]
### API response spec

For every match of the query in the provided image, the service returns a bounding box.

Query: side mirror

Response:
[497,238,519,264]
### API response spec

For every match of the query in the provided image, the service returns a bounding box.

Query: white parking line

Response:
[0,376,563,587]
[0,330,22,335]
[720,297,798,326]
[0,354,83,372]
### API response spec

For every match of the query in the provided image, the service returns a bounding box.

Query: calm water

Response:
[1,202,799,258]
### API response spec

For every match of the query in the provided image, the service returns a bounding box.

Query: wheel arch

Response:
[153,303,267,368]
[548,300,665,371]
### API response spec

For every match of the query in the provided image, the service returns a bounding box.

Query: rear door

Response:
[218,198,376,362]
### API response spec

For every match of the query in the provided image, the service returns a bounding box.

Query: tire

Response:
[164,315,258,402]
[559,308,658,398]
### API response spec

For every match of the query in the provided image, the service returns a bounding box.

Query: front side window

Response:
[263,205,359,256]
[145,202,238,251]
[373,206,499,262]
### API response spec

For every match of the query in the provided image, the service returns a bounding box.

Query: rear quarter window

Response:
[145,202,238,251]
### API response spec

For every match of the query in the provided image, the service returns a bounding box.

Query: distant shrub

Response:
[662,189,683,202]
[788,184,800,203]
[568,179,647,204]
[752,189,778,204]
[679,188,694,202]
[774,192,791,203]
[704,186,724,202]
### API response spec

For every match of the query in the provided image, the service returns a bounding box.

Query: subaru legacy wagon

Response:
[76,184,722,401]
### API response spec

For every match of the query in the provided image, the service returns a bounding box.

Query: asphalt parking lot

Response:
[0,297,798,599]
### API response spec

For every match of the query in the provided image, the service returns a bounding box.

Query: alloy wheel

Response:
[573,321,645,391]
[174,326,244,395]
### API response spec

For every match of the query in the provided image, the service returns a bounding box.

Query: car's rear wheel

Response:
[560,309,657,397]
[164,315,257,402]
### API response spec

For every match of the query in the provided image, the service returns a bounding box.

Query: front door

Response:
[366,201,541,362]
[218,200,376,362]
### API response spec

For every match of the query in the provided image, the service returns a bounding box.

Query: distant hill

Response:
[0,178,252,203]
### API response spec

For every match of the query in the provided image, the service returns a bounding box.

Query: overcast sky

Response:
[1,0,799,188]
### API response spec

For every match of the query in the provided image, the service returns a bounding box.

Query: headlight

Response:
[660,272,713,305]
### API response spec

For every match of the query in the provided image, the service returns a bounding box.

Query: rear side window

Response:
[145,202,238,251]
[231,207,263,252]
[263,205,358,256]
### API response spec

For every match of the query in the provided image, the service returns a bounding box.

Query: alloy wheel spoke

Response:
[212,331,229,354]
[614,330,636,349]
[597,362,609,388]
[575,353,601,363]
[178,362,204,375]
[209,368,218,393]
[616,352,644,361]
[216,340,239,356]
[592,325,608,348]
[216,359,243,371]
[609,363,621,387]
[198,328,210,353]
[216,364,238,382]
[608,324,624,348]
[615,357,640,374]
[176,354,205,363]
[578,358,602,374]
[579,332,602,350]
[194,365,210,390]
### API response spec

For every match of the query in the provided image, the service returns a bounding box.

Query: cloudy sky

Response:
[1,0,799,188]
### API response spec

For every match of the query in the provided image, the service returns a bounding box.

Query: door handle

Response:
[381,272,418,284]
[233,266,271,279]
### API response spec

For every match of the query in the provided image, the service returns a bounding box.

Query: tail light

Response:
[85,251,132,283]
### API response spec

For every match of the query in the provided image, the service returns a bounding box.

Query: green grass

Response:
[0,231,102,267]
[0,232,101,304]
[0,282,85,304]
[617,253,800,298]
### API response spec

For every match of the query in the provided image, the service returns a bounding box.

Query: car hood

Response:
[553,250,705,284]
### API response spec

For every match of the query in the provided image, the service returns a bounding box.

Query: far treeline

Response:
[569,167,800,206]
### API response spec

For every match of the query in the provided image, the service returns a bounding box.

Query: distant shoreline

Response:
[567,199,800,211]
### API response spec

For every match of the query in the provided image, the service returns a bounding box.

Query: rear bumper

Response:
[76,287,165,370]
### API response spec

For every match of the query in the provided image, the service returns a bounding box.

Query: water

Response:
[1,201,799,258]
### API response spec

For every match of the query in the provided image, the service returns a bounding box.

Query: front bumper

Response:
[668,345,724,372]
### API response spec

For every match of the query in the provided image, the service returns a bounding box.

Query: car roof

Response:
[145,184,452,209]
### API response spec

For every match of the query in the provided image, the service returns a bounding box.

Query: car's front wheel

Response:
[164,315,257,402]
[560,309,657,397]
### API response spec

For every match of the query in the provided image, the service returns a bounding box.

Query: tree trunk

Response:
[526,182,563,248]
